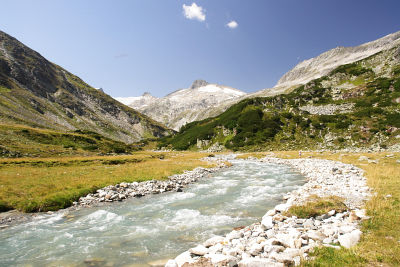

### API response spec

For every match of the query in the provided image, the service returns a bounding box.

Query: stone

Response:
[175,251,196,267]
[189,245,208,256]
[238,258,284,267]
[270,251,295,265]
[249,243,264,256]
[203,236,224,248]
[273,214,286,222]
[307,231,326,241]
[205,253,237,267]
[348,211,361,222]
[275,203,290,212]
[165,260,178,267]
[338,229,362,248]
[266,209,277,216]
[358,156,369,161]
[226,231,243,241]
[261,215,274,230]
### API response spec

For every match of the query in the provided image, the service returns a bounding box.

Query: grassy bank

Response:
[0,151,213,212]
[241,151,400,266]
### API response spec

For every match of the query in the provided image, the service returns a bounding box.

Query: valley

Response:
[0,13,399,267]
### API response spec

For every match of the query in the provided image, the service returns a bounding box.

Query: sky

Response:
[1,0,400,98]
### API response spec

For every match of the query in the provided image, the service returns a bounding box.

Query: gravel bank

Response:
[167,157,371,267]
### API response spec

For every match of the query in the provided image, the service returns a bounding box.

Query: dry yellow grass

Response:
[0,151,213,212]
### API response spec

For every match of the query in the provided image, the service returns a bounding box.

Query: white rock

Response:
[165,259,178,267]
[266,209,277,216]
[238,258,284,267]
[189,245,208,256]
[174,251,195,267]
[261,215,274,230]
[275,203,290,212]
[226,230,243,241]
[203,236,224,247]
[249,243,264,256]
[205,253,237,266]
[338,229,362,248]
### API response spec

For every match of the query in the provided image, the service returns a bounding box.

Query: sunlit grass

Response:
[0,151,213,212]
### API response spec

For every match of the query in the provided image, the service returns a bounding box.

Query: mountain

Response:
[159,41,400,152]
[116,80,246,130]
[255,31,400,97]
[117,31,400,131]
[0,31,172,145]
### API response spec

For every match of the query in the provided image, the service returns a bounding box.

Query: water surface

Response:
[0,159,305,266]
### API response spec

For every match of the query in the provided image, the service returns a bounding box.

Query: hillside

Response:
[159,45,400,152]
[116,80,246,130]
[255,30,400,97]
[0,31,172,146]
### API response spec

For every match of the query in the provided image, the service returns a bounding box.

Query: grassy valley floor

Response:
[0,151,214,212]
[1,150,399,266]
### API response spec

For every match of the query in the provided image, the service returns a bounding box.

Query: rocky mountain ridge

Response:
[256,30,400,97]
[117,80,246,130]
[0,31,172,144]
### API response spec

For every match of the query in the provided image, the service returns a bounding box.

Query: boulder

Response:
[338,229,362,248]
[203,236,224,248]
[165,260,178,267]
[205,253,237,267]
[261,215,274,230]
[275,203,290,212]
[189,245,208,256]
[175,251,196,267]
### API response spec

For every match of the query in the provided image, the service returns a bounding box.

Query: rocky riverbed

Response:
[0,159,228,228]
[166,157,371,267]
[76,162,228,207]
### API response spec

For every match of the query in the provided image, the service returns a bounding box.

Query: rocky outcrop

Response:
[299,103,355,115]
[167,157,371,266]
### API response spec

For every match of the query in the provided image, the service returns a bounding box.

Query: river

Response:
[0,159,305,266]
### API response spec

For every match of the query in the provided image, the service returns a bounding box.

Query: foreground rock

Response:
[167,157,371,266]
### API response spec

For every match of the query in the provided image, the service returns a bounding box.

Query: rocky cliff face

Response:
[0,31,172,143]
[117,80,246,130]
[255,30,400,97]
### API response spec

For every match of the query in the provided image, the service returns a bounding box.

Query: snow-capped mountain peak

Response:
[114,80,247,130]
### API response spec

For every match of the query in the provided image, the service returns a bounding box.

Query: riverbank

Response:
[0,155,228,228]
[0,152,215,213]
[167,156,371,266]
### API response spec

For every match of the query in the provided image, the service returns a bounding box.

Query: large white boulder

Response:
[338,229,362,248]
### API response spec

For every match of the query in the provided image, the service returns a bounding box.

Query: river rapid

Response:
[0,159,305,266]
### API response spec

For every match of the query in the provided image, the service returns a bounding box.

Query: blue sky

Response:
[1,0,400,97]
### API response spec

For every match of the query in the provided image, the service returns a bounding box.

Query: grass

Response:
[262,150,400,266]
[0,151,214,212]
[285,195,347,218]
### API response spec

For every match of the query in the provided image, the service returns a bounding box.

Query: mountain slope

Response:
[0,31,172,143]
[159,44,400,151]
[116,80,246,130]
[253,30,400,97]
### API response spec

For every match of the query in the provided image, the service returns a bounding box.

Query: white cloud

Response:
[183,3,206,22]
[226,20,238,29]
